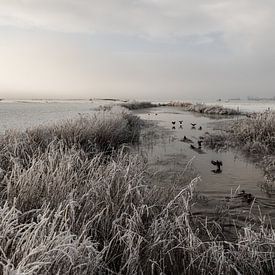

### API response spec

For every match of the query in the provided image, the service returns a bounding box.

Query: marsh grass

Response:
[120,100,241,115]
[0,110,275,274]
[168,102,241,115]
[204,111,275,155]
[0,109,141,173]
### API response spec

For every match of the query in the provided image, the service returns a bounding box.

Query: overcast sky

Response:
[0,0,274,100]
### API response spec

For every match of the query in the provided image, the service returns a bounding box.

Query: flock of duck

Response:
[171,121,202,131]
[146,114,256,205]
[170,120,255,204]
[175,120,255,204]
[171,121,205,152]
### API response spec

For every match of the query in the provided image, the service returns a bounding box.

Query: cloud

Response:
[203,0,275,53]
[0,1,274,99]
[0,2,267,33]
[1,0,274,53]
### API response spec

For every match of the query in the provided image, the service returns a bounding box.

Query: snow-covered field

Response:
[204,100,275,113]
[0,99,120,133]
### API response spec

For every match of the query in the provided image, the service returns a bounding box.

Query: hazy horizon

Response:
[0,1,274,100]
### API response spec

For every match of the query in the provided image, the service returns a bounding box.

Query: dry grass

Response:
[0,110,275,274]
[0,109,141,175]
[168,102,241,115]
[231,112,275,155]
[204,111,275,154]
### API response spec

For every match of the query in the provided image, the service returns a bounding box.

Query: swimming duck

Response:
[211,160,223,173]
[197,140,203,148]
[243,193,254,204]
[236,190,255,204]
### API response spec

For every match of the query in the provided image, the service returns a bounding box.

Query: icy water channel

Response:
[135,106,275,225]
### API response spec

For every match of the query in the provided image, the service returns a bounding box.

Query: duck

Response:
[198,126,202,130]
[191,123,196,127]
[179,120,183,124]
[243,193,254,204]
[172,121,176,125]
[211,160,223,172]
[197,140,203,148]
[236,190,255,204]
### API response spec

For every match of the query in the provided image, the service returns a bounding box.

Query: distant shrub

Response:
[120,101,159,110]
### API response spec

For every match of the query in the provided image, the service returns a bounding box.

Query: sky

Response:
[0,0,274,100]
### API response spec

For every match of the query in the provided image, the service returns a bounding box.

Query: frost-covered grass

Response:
[168,101,241,115]
[0,110,275,274]
[0,109,141,174]
[231,112,275,155]
[204,111,275,154]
